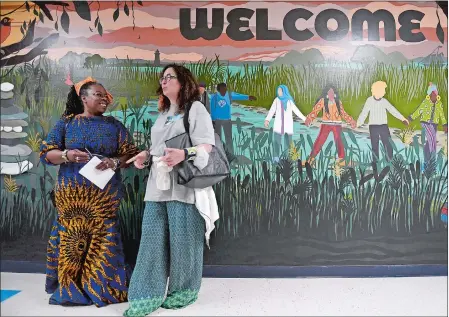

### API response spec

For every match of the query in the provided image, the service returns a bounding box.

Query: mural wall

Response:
[1,1,448,268]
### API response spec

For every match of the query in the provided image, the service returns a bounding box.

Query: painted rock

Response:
[1,126,24,133]
[0,161,33,175]
[1,138,24,146]
[0,99,15,108]
[0,119,28,127]
[0,112,28,120]
[1,154,31,163]
[0,82,14,92]
[0,131,28,139]
[1,91,14,100]
[1,105,24,115]
[1,144,33,157]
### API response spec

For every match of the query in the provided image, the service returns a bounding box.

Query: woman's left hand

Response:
[96,157,115,171]
[161,148,185,167]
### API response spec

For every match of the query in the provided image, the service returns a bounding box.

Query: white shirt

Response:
[265,98,306,135]
[357,96,406,127]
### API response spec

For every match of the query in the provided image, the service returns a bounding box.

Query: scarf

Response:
[277,84,294,110]
[152,147,219,247]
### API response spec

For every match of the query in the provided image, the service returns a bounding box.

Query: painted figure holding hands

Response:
[357,81,409,163]
[264,85,305,162]
[408,82,448,165]
[304,85,356,166]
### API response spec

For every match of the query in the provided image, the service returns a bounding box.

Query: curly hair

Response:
[157,64,200,113]
[62,81,102,117]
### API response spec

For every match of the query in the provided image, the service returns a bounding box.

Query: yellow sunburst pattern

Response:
[45,180,128,307]
[55,179,120,220]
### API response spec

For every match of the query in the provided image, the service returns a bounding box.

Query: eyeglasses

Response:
[159,74,177,84]
[91,92,108,99]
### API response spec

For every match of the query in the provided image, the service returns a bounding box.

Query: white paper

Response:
[78,156,115,190]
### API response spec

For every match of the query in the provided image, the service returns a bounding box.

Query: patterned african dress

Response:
[40,114,138,307]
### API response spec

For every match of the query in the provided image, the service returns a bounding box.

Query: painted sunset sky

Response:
[2,1,447,62]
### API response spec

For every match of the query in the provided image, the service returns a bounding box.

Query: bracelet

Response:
[142,149,151,167]
[184,147,197,161]
[61,149,69,163]
[111,158,120,171]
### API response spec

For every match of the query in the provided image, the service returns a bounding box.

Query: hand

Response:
[305,117,312,127]
[402,119,409,126]
[126,151,149,169]
[161,148,185,167]
[67,149,90,163]
[249,96,257,101]
[96,158,114,171]
[264,120,269,128]
[350,121,357,129]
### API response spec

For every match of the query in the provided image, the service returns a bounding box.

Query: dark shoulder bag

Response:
[164,102,230,189]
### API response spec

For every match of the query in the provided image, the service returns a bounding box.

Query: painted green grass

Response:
[3,57,446,131]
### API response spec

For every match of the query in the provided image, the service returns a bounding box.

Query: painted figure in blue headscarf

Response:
[265,85,306,162]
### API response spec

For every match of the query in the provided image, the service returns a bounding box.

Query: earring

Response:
[437,95,441,101]
[426,95,430,100]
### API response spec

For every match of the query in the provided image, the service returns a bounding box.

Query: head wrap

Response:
[75,76,113,104]
[276,85,294,110]
[426,82,438,96]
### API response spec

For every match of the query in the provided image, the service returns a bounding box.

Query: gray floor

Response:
[1,273,447,316]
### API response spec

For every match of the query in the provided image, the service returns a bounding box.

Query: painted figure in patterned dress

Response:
[408,83,448,166]
[40,77,138,307]
[304,85,356,166]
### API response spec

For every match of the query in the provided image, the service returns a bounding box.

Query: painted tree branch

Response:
[34,1,70,21]
[1,19,37,58]
[0,33,59,68]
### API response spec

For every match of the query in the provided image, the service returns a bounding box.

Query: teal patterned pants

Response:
[124,201,205,316]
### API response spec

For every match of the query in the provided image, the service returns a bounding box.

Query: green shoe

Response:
[161,290,199,310]
[123,297,164,316]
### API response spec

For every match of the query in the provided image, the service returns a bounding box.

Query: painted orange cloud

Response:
[88,26,295,48]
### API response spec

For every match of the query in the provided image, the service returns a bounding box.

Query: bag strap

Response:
[183,101,193,137]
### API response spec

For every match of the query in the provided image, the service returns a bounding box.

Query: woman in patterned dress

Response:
[40,77,138,307]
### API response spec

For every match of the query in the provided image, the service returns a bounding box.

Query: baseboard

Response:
[1,261,447,278]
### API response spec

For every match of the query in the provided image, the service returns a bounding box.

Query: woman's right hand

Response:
[264,120,269,128]
[305,117,312,126]
[67,149,90,163]
[126,151,149,169]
